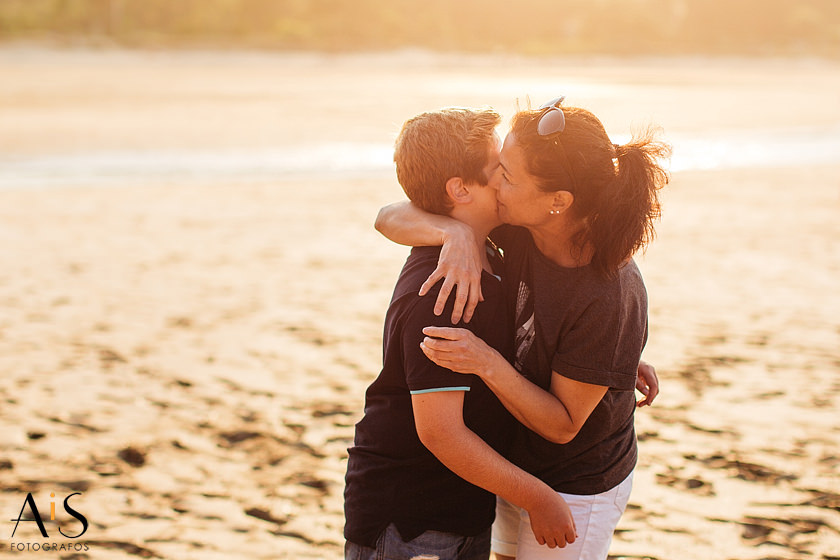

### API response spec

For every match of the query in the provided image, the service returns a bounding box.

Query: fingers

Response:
[419,340,437,363]
[418,265,483,323]
[635,361,660,407]
[462,283,482,323]
[420,334,459,368]
[433,277,456,317]
[636,381,651,407]
[420,337,455,352]
[535,536,568,549]
[450,282,470,324]
[418,269,444,298]
[647,376,660,405]
[533,526,576,549]
[420,340,453,369]
[421,326,464,340]
[635,375,648,394]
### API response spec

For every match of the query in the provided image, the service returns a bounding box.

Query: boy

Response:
[344,108,575,560]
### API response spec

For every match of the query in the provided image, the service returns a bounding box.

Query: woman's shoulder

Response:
[558,258,646,312]
[616,258,646,291]
[594,259,648,315]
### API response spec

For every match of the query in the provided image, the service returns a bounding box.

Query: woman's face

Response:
[495,133,556,227]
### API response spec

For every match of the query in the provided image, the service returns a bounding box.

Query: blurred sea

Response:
[2,124,839,189]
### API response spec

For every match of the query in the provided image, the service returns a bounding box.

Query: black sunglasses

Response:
[537,96,566,137]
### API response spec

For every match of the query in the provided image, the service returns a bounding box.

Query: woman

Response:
[375,97,669,559]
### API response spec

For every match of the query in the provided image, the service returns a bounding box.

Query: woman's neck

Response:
[529,222,593,268]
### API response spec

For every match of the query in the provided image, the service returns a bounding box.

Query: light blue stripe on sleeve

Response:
[409,386,471,395]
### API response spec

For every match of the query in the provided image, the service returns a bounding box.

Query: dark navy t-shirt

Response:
[344,244,515,548]
[491,225,647,495]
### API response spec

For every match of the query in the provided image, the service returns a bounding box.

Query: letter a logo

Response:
[10,493,49,538]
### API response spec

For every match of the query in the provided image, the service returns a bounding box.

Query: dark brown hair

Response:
[510,105,670,276]
[394,108,501,215]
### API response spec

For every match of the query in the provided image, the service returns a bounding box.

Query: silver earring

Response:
[549,209,559,215]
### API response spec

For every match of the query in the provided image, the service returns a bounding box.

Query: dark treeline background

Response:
[1,0,838,56]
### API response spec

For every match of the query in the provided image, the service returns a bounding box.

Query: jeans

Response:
[345,523,491,560]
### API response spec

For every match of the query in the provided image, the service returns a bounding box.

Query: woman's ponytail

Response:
[588,129,670,276]
[510,106,670,276]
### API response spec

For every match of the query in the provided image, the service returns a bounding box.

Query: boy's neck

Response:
[450,210,494,273]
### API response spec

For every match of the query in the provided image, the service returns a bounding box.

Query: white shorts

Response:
[491,471,633,560]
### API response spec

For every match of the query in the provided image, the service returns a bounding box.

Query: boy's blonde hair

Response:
[394,108,501,215]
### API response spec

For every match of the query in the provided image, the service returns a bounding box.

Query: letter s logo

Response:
[58,493,88,538]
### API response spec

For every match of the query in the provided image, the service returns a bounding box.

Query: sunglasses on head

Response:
[537,96,566,137]
[536,95,578,192]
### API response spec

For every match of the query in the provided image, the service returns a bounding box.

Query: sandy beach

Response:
[0,48,838,559]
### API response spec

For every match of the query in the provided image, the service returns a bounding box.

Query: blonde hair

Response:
[394,108,501,215]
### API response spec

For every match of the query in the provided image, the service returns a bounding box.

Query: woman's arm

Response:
[420,329,660,440]
[375,201,483,323]
[412,390,576,548]
[375,200,465,248]
[420,327,606,444]
[635,360,659,406]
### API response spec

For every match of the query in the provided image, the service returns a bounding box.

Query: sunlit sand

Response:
[0,48,838,559]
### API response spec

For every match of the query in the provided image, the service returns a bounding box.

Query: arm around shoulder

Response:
[376,200,482,323]
[375,200,472,248]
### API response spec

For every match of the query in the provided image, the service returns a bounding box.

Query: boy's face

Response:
[469,134,503,229]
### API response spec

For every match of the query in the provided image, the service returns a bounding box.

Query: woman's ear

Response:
[445,177,471,205]
[550,190,574,214]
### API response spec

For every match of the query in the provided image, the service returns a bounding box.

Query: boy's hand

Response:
[527,489,577,548]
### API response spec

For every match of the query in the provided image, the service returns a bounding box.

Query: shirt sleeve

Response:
[550,292,640,391]
[399,290,476,394]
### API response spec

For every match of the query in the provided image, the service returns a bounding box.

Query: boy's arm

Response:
[412,390,576,549]
[375,201,483,324]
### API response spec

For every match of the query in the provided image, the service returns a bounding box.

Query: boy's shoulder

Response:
[390,246,444,305]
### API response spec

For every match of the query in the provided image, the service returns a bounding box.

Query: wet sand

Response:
[0,48,838,559]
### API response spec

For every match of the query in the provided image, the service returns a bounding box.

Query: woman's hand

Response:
[418,224,483,324]
[420,327,505,378]
[636,360,659,407]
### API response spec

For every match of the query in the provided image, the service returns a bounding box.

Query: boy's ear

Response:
[445,177,471,204]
